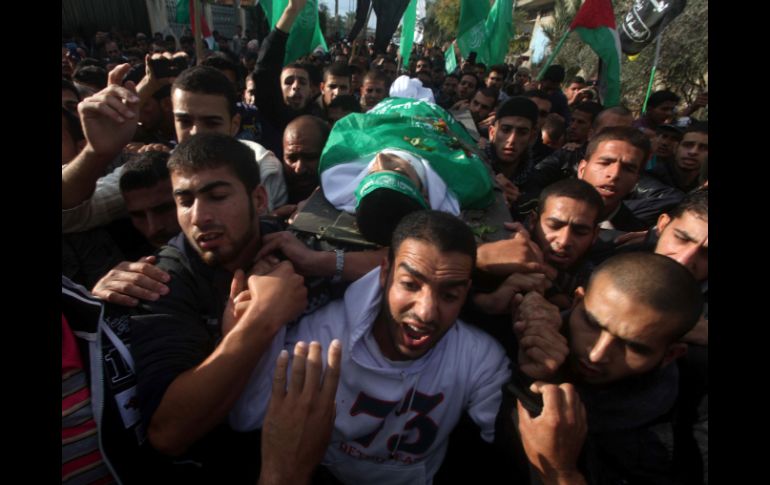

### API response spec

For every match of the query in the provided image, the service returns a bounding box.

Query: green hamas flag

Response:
[478,0,515,66]
[320,98,494,210]
[456,0,490,59]
[260,0,327,64]
[399,0,418,67]
[444,42,457,74]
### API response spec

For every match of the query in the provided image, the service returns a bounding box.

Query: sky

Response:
[319,0,378,29]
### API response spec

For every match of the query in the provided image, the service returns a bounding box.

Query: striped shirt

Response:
[62,314,114,485]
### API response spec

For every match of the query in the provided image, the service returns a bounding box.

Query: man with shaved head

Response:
[512,252,705,484]
[280,114,330,207]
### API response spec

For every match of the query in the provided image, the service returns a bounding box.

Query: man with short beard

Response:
[232,210,511,485]
[250,0,322,136]
[649,122,708,193]
[529,179,602,308]
[279,115,330,206]
[359,69,389,112]
[129,133,308,482]
[513,252,704,484]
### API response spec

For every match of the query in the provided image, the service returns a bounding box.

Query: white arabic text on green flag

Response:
[456,0,490,59]
[399,0,418,66]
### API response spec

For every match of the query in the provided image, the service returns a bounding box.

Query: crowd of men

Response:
[62,1,708,483]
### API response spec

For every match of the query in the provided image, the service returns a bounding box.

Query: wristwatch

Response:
[332,249,344,283]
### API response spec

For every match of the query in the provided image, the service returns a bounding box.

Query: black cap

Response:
[495,96,539,126]
[656,123,684,136]
[542,65,565,83]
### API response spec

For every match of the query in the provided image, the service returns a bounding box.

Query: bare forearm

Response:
[148,320,282,456]
[541,471,587,485]
[276,3,303,33]
[258,470,310,485]
[343,248,386,281]
[287,247,386,281]
[61,147,115,209]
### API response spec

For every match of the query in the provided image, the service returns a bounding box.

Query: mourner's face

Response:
[567,110,593,143]
[674,132,708,173]
[648,100,677,125]
[171,166,266,270]
[577,140,643,214]
[568,275,678,386]
[489,116,534,165]
[172,89,240,142]
[283,129,323,200]
[532,196,598,270]
[280,67,311,110]
[322,74,350,106]
[123,179,180,248]
[375,239,472,361]
[655,211,708,283]
[360,79,387,110]
[469,91,496,124]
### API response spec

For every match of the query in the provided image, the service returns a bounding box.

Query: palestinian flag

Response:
[570,0,621,107]
[176,0,215,49]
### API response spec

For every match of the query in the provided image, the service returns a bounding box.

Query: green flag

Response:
[478,0,514,66]
[175,0,190,23]
[456,0,490,59]
[444,42,457,74]
[260,0,328,65]
[399,0,418,67]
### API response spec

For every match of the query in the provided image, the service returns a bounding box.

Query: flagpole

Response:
[193,0,204,65]
[362,0,373,42]
[641,29,664,114]
[536,29,570,81]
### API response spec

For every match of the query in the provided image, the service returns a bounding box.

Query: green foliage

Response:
[508,8,532,58]
[319,2,329,37]
[425,0,461,46]
[540,0,594,80]
[325,10,363,39]
[540,0,708,114]
[618,0,708,113]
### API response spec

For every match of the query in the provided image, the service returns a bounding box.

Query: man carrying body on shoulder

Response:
[129,132,308,483]
[233,210,512,485]
[529,179,602,308]
[514,252,704,484]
